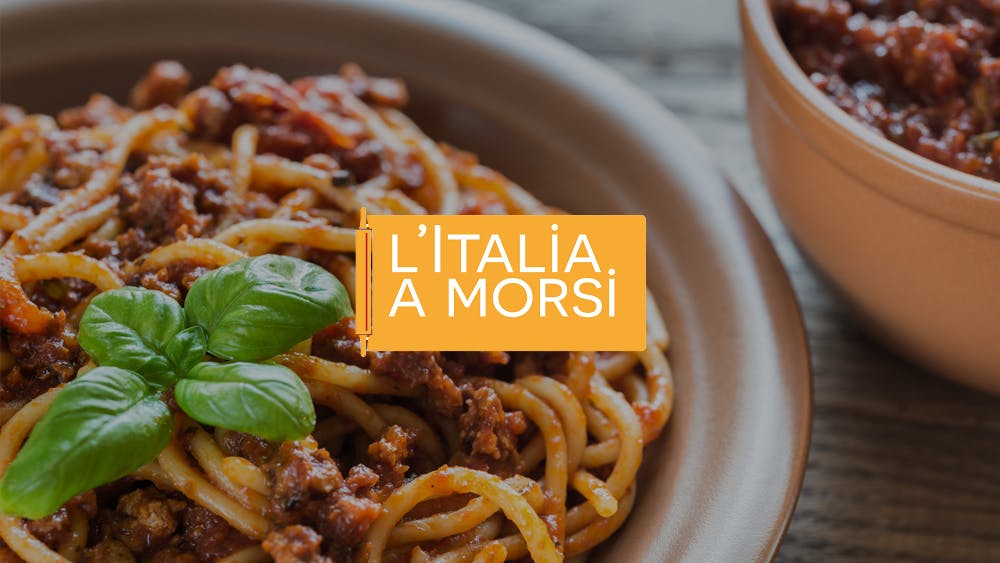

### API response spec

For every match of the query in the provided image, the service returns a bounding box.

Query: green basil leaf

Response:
[184,255,352,361]
[175,361,315,442]
[78,287,187,387]
[0,367,173,519]
[165,325,207,375]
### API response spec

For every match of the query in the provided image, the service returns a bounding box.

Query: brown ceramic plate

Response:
[1,0,811,560]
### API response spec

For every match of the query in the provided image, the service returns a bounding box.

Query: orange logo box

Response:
[355,211,646,353]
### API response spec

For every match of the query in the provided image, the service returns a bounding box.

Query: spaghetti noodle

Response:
[0,61,674,562]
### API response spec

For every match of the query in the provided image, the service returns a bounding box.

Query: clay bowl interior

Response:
[2,0,812,560]
[741,0,1000,392]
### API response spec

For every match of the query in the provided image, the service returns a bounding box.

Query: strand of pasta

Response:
[220,456,271,497]
[33,195,119,253]
[230,125,258,197]
[305,380,388,438]
[385,513,506,562]
[2,109,177,257]
[565,376,643,536]
[362,466,560,563]
[515,376,587,476]
[129,238,246,275]
[387,475,542,546]
[465,371,647,562]
[379,108,460,215]
[13,252,123,291]
[0,253,123,334]
[635,341,675,443]
[277,353,409,396]
[564,486,636,558]
[618,372,649,404]
[0,386,66,563]
[241,189,320,255]
[189,427,268,514]
[218,545,270,563]
[156,418,270,539]
[372,403,447,467]
[56,506,88,560]
[563,352,595,402]
[596,352,640,382]
[470,541,508,563]
[0,204,34,232]
[214,218,354,253]
[0,115,56,194]
[472,378,568,551]
[446,152,547,216]
[0,400,25,426]
[572,467,619,517]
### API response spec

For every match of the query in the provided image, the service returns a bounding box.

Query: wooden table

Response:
[473,1,1000,561]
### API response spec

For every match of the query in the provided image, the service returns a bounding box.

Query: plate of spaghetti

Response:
[0,0,811,562]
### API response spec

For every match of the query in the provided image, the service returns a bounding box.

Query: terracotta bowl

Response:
[2,0,812,560]
[742,0,1000,393]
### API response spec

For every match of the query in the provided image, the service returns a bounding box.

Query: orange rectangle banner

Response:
[356,212,645,352]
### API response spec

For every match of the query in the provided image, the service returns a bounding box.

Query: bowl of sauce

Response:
[743,0,1000,392]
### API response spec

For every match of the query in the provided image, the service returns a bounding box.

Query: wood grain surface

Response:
[470,1,1000,561]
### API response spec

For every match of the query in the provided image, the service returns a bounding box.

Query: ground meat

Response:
[130,60,191,110]
[457,385,527,475]
[26,492,97,553]
[120,157,211,244]
[13,176,65,211]
[209,65,363,160]
[163,153,238,218]
[97,488,186,554]
[312,322,469,418]
[777,0,1000,180]
[438,352,511,380]
[340,139,386,183]
[113,152,242,251]
[82,228,155,264]
[216,429,278,465]
[311,317,367,367]
[2,325,81,402]
[265,443,381,561]
[336,63,409,108]
[146,548,199,563]
[57,94,132,130]
[264,525,329,563]
[178,505,252,560]
[369,352,464,417]
[45,128,107,190]
[24,277,95,314]
[82,540,136,563]
[509,352,570,378]
[128,260,211,302]
[343,464,379,497]
[366,425,416,500]
[183,86,233,140]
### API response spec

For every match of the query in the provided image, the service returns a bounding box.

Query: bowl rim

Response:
[740,0,1000,201]
[1,0,813,559]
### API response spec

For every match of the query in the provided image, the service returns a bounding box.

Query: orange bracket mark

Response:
[355,207,373,357]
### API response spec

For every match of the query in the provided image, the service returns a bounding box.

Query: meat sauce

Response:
[776,0,1000,181]
[0,61,541,561]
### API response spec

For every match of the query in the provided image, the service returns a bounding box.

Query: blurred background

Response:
[472,0,1000,561]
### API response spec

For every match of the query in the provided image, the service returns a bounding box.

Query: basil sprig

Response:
[78,287,194,388]
[176,362,315,442]
[0,367,173,519]
[0,255,352,519]
[186,254,352,361]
